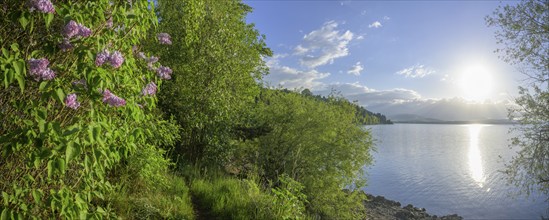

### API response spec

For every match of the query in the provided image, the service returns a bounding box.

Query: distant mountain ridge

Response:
[389,113,515,124]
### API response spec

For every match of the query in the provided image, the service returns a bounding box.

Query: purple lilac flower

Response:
[95,50,110,67]
[157,33,172,45]
[142,82,157,96]
[77,24,92,37]
[29,0,55,13]
[137,52,147,60]
[106,17,113,28]
[156,66,172,80]
[147,56,159,64]
[59,38,73,51]
[109,51,124,68]
[64,20,80,38]
[65,93,80,110]
[71,78,87,87]
[64,20,92,38]
[28,58,55,81]
[102,89,126,107]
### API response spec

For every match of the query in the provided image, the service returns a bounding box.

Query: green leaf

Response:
[92,126,101,143]
[5,70,14,88]
[65,141,79,164]
[1,48,8,58]
[57,158,66,174]
[45,13,54,29]
[32,190,42,204]
[39,81,49,91]
[37,108,47,120]
[47,160,54,178]
[10,43,19,52]
[55,88,65,103]
[15,74,24,93]
[19,15,29,30]
[62,127,79,136]
[38,120,46,133]
[1,208,8,220]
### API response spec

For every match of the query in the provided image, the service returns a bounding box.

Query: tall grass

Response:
[189,168,310,220]
[112,174,195,220]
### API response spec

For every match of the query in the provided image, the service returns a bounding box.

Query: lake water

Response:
[362,124,548,219]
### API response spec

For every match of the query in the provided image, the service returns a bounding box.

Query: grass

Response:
[112,173,195,220]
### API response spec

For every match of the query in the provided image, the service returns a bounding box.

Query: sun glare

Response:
[458,64,494,101]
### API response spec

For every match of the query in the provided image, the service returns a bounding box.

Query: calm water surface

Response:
[363,124,547,219]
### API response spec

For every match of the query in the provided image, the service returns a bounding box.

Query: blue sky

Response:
[244,0,521,120]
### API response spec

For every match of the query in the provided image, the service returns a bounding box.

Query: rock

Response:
[362,193,463,220]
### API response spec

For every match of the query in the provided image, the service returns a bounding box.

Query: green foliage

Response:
[487,0,549,196]
[149,0,271,165]
[270,174,308,220]
[300,88,392,124]
[0,0,180,218]
[112,174,194,220]
[236,89,374,219]
[189,170,309,220]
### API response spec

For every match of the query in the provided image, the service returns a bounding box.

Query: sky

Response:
[244,0,523,121]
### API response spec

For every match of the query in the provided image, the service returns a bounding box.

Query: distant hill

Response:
[389,114,444,123]
[389,113,516,124]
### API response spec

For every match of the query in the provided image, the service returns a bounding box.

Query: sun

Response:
[458,64,494,101]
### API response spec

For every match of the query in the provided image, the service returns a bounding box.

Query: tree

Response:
[486,0,549,196]
[235,89,373,219]
[148,0,271,165]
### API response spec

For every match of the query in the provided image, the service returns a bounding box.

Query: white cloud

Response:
[294,21,354,68]
[318,82,421,104]
[396,64,435,78]
[263,55,329,90]
[317,82,508,121]
[356,35,365,40]
[368,21,382,28]
[347,62,364,76]
[383,16,391,20]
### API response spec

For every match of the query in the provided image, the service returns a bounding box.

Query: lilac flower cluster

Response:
[64,20,92,39]
[71,78,87,88]
[157,33,172,45]
[95,50,124,68]
[102,89,126,107]
[142,82,157,96]
[109,51,124,68]
[156,66,173,80]
[29,0,55,13]
[136,52,160,70]
[64,93,81,110]
[28,58,55,81]
[59,38,73,51]
[106,17,113,29]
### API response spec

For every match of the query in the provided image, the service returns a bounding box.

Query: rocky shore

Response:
[363,194,463,220]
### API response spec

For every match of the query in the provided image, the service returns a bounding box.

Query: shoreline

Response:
[363,193,463,220]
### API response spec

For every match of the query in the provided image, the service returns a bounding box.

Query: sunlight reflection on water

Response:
[467,124,486,188]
